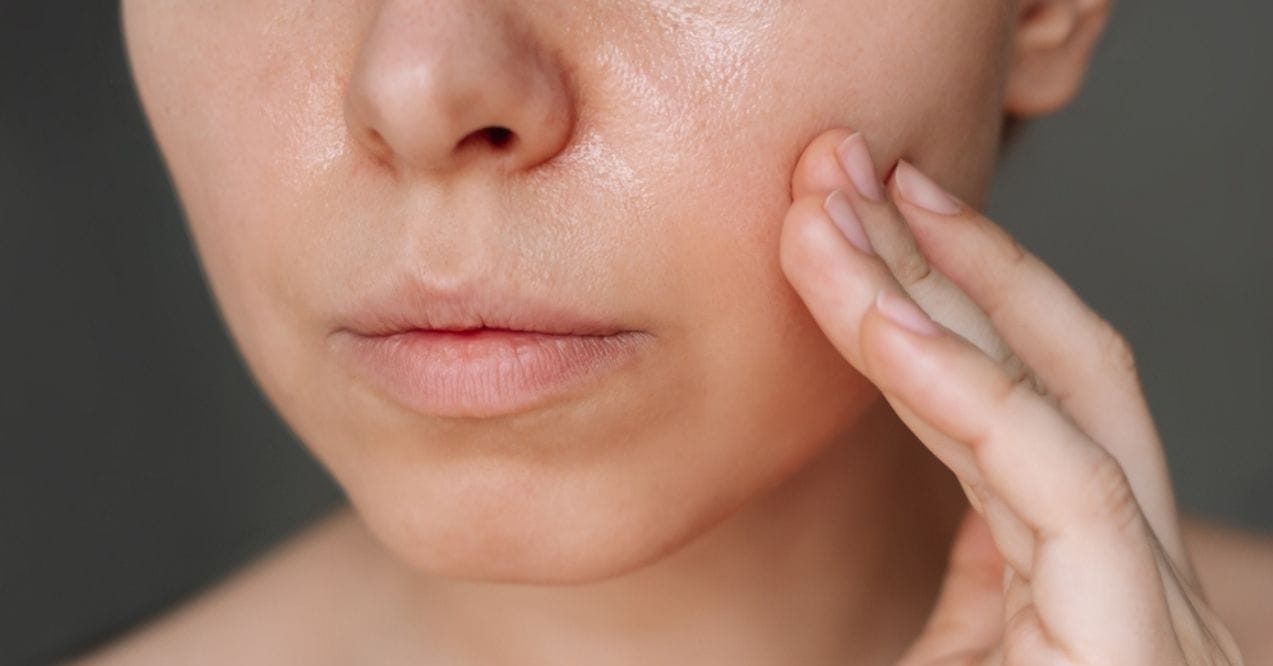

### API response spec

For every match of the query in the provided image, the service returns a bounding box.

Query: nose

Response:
[344,0,576,177]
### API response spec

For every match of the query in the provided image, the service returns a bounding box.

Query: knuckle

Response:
[1003,354,1048,399]
[890,248,933,287]
[1097,321,1141,385]
[1082,452,1142,531]
[986,227,1031,282]
[970,231,1031,318]
[1001,606,1049,663]
[989,365,1031,411]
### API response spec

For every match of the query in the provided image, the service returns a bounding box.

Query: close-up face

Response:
[121,1,1032,583]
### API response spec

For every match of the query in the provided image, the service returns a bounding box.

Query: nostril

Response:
[460,124,514,150]
[476,126,515,149]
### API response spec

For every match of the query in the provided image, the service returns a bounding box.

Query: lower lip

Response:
[331,328,651,418]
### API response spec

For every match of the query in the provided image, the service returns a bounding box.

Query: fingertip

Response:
[947,509,1003,576]
[857,292,929,383]
[890,160,966,217]
[857,294,964,419]
[790,127,860,200]
[875,289,943,337]
[778,194,852,288]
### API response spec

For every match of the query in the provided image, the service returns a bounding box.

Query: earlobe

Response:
[1003,0,1112,118]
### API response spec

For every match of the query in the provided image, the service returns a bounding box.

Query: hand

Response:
[779,128,1245,665]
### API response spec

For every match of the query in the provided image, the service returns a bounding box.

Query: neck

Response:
[350,397,966,665]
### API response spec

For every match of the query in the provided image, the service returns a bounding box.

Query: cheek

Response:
[126,2,371,402]
[628,10,1014,449]
[748,0,1013,199]
[588,0,1014,508]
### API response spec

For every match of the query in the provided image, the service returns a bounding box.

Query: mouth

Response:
[328,279,653,419]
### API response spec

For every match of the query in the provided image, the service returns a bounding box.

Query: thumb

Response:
[898,509,1005,665]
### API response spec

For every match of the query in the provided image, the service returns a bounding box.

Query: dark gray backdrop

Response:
[2,3,1269,665]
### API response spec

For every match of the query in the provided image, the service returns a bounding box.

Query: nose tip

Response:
[343,2,575,177]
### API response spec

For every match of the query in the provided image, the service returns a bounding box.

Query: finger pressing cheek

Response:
[790,128,925,282]
[779,189,897,367]
[789,127,863,200]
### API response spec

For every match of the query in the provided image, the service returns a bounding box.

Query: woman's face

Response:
[123,1,1020,582]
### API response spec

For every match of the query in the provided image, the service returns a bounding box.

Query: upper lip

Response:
[336,275,633,338]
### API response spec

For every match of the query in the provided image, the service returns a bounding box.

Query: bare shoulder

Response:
[67,506,389,666]
[1182,514,1273,665]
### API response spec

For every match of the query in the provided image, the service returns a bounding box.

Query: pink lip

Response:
[329,281,652,418]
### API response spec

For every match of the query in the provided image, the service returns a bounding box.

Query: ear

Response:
[1004,0,1113,117]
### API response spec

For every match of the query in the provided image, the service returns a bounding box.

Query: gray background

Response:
[1,2,1269,664]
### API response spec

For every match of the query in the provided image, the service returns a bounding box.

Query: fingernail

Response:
[824,190,875,256]
[875,289,942,337]
[835,133,884,202]
[893,160,962,216]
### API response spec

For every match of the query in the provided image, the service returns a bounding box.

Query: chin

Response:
[343,470,737,585]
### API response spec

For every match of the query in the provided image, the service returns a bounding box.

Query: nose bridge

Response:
[343,0,576,178]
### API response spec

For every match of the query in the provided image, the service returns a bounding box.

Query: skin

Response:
[76,0,1273,663]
